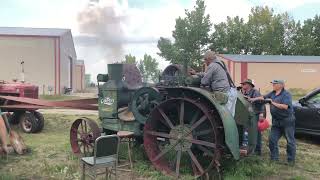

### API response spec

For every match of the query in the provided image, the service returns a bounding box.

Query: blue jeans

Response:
[269,125,296,162]
[255,130,262,154]
[243,114,262,154]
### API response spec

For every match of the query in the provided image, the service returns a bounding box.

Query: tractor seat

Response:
[118,107,135,122]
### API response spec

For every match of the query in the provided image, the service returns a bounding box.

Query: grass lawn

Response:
[1,114,320,180]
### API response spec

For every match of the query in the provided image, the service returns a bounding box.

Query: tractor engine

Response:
[97,64,143,135]
[0,81,38,99]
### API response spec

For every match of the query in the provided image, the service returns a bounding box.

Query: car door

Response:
[294,103,314,131]
[304,92,320,132]
[295,89,320,133]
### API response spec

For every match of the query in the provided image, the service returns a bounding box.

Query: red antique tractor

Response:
[0,80,44,133]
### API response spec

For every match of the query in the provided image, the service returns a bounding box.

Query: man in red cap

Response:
[240,79,265,155]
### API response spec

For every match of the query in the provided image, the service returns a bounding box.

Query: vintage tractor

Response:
[70,63,257,178]
[0,81,44,133]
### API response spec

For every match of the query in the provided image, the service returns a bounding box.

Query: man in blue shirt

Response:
[250,80,296,165]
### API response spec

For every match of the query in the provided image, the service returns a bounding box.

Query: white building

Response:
[0,27,83,94]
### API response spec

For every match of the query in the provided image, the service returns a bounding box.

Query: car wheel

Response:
[8,111,24,125]
[19,112,38,133]
[33,111,44,133]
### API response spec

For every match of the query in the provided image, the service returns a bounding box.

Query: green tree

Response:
[157,37,180,64]
[245,6,285,55]
[137,61,145,81]
[157,0,211,68]
[210,6,291,55]
[314,15,320,55]
[123,54,137,64]
[138,54,160,83]
[281,12,300,55]
[210,16,248,54]
[294,19,317,55]
[293,15,320,55]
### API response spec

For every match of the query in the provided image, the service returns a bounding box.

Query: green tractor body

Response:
[97,64,142,135]
[82,63,258,177]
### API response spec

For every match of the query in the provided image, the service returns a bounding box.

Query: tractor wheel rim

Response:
[144,98,222,178]
[22,118,32,132]
[70,118,100,157]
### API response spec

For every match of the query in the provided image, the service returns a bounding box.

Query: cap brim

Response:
[241,82,255,87]
[271,82,283,84]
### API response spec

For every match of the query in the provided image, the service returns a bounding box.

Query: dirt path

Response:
[39,109,98,115]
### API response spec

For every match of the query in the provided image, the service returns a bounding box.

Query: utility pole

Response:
[20,61,25,83]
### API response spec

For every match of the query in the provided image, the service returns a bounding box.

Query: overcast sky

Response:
[1,0,320,81]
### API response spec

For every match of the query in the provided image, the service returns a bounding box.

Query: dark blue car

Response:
[294,88,320,136]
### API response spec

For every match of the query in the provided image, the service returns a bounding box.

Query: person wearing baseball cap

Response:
[189,50,238,117]
[240,79,266,156]
[250,79,296,166]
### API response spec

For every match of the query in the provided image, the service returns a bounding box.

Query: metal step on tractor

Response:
[70,63,258,179]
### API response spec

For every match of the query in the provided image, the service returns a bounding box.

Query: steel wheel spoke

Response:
[190,115,207,132]
[191,162,200,176]
[187,149,204,174]
[179,101,184,125]
[197,145,214,157]
[194,129,213,137]
[85,144,90,153]
[84,120,88,134]
[152,142,178,162]
[187,138,216,148]
[158,108,174,129]
[80,122,84,133]
[77,130,82,136]
[145,130,172,139]
[190,109,200,125]
[176,149,182,177]
[88,144,94,148]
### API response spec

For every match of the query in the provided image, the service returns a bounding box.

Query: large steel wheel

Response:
[144,98,222,178]
[70,118,100,156]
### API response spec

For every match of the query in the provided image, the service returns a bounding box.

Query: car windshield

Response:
[307,93,320,108]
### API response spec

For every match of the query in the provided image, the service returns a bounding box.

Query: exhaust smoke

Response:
[77,0,125,63]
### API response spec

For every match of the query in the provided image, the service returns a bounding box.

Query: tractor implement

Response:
[0,95,98,134]
[0,80,98,134]
[0,112,27,156]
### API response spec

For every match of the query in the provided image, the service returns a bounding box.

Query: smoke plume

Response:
[77,0,125,63]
